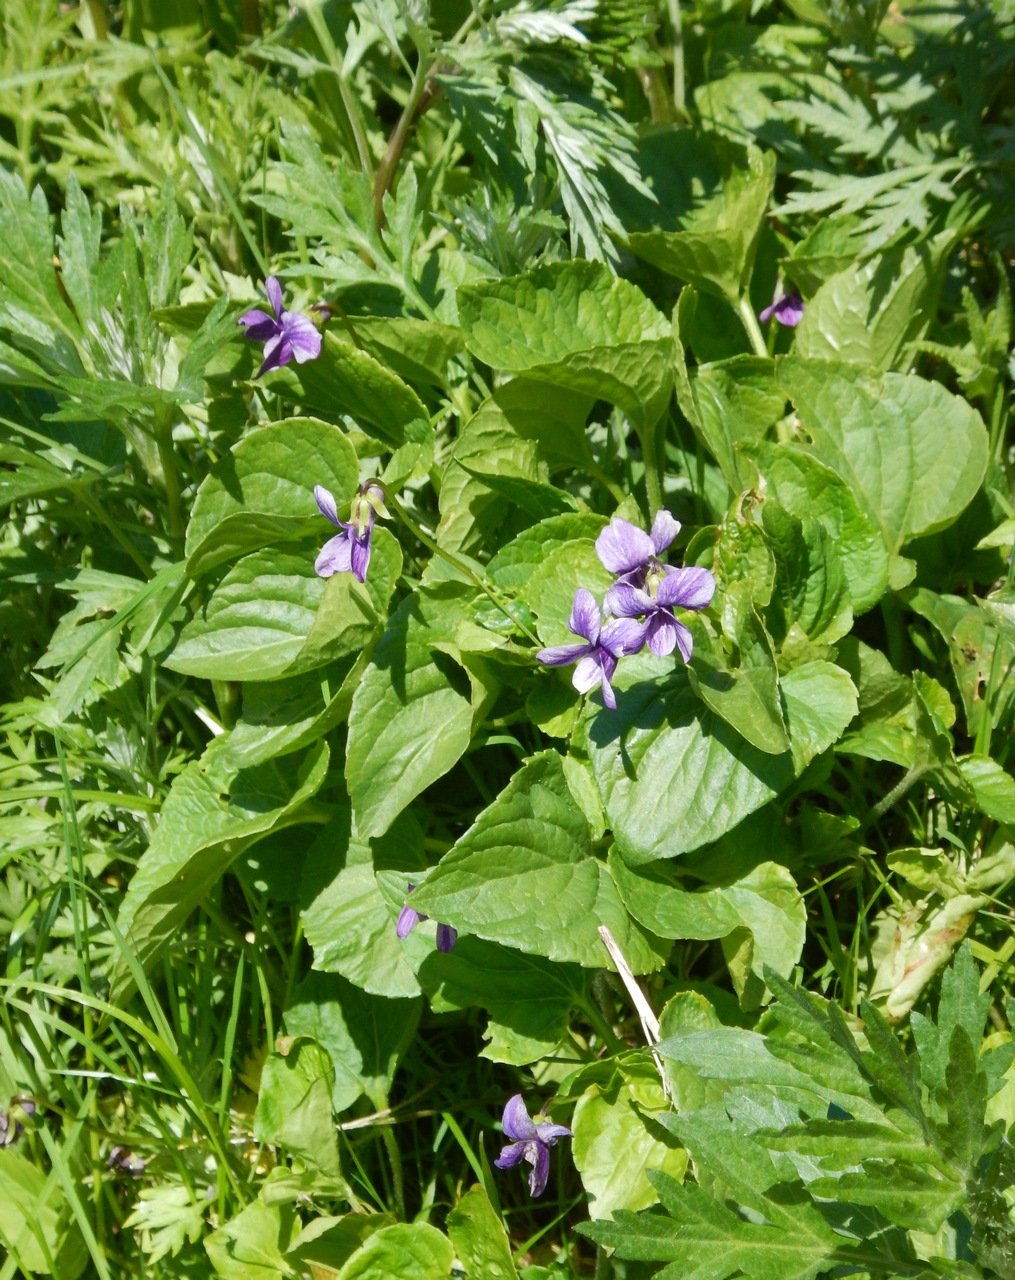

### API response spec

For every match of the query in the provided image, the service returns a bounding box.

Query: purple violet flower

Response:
[315,482,387,583]
[238,275,322,376]
[760,289,804,328]
[596,509,681,589]
[537,588,645,711]
[395,884,457,953]
[606,569,715,662]
[494,1094,572,1198]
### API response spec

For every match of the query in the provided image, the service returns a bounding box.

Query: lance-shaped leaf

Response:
[111,740,329,1000]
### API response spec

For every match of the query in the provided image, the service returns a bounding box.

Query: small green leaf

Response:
[742,441,889,614]
[272,332,428,448]
[446,1185,519,1280]
[333,1223,454,1280]
[346,583,479,838]
[573,1057,687,1220]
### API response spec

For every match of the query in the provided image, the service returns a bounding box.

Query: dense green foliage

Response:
[2,0,1015,1276]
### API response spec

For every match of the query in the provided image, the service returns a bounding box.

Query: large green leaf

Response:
[284,971,421,1112]
[205,1201,299,1280]
[346,582,481,838]
[300,809,427,999]
[624,144,775,304]
[488,512,609,590]
[437,380,572,555]
[165,532,401,682]
[253,1038,345,1180]
[185,418,360,577]
[420,935,593,1064]
[742,441,889,614]
[778,360,989,553]
[690,356,786,492]
[333,1224,454,1280]
[611,856,805,1008]
[110,740,329,1000]
[686,613,789,756]
[410,751,669,972]
[0,1151,88,1278]
[446,1187,518,1280]
[762,503,853,647]
[793,234,953,374]
[457,261,674,433]
[572,1057,688,1220]
[585,656,856,862]
[271,331,428,448]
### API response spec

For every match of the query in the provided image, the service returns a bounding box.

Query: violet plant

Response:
[1,2,1014,1278]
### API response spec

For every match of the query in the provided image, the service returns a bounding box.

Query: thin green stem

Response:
[640,425,664,515]
[579,995,626,1056]
[305,5,374,178]
[82,493,152,578]
[386,493,541,644]
[736,293,769,358]
[373,59,435,230]
[586,458,627,505]
[666,0,686,116]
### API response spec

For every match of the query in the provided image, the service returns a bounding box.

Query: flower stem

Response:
[373,59,436,230]
[736,293,769,358]
[385,493,541,645]
[304,5,374,178]
[640,424,665,515]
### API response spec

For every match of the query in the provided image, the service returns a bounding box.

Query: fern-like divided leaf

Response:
[580,945,1015,1279]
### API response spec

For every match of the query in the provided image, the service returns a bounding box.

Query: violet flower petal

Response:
[596,518,656,575]
[646,611,678,658]
[599,668,618,711]
[396,904,420,939]
[265,275,284,318]
[535,1121,573,1144]
[774,292,804,327]
[349,529,372,583]
[656,566,716,611]
[537,641,593,668]
[600,616,648,657]
[315,530,353,577]
[572,652,604,696]
[282,309,323,363]
[604,581,653,619]
[436,923,458,953]
[494,1140,527,1170]
[529,1141,551,1197]
[568,587,601,645]
[650,509,680,556]
[237,308,277,339]
[314,484,342,526]
[502,1095,539,1143]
